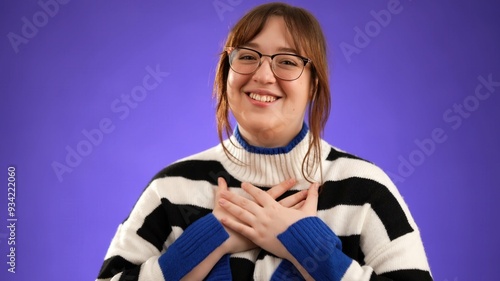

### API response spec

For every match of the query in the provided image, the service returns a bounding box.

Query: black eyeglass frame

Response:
[226,46,312,81]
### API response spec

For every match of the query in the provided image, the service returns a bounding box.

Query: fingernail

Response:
[289,178,296,184]
[219,198,227,205]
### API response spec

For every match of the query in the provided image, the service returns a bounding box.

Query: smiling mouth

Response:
[247,92,280,103]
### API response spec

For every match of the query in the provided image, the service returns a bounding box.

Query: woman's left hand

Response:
[218,181,320,260]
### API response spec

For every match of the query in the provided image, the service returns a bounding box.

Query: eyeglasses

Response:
[226,47,312,81]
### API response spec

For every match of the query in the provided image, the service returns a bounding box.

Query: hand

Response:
[218,181,320,260]
[212,177,307,254]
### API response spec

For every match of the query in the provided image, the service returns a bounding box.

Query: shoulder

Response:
[319,140,419,233]
[321,140,394,190]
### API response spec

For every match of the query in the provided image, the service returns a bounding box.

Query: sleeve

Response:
[158,214,230,280]
[96,180,231,281]
[271,217,351,281]
[272,216,433,281]
[205,254,232,280]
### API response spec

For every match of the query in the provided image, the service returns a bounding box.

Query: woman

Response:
[97,3,432,280]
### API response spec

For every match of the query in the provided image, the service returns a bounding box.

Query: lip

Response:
[244,89,282,106]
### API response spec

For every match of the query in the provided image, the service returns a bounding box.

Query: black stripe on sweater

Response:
[152,160,242,187]
[122,160,231,224]
[151,159,303,194]
[339,235,365,265]
[229,257,255,281]
[377,269,433,281]
[136,198,210,252]
[97,255,139,280]
[319,178,414,241]
[326,147,365,162]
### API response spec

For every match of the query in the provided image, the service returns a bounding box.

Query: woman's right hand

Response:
[213,177,307,254]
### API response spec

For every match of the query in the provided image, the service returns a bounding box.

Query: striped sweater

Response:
[97,125,432,280]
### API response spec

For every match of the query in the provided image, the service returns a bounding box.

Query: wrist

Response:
[216,240,231,257]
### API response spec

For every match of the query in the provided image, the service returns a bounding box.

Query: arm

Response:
[159,213,230,280]
[273,216,432,281]
[98,213,231,281]
[98,177,306,281]
[96,177,231,281]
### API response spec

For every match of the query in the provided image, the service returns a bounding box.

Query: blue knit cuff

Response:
[158,213,229,280]
[206,254,232,280]
[271,259,304,281]
[277,217,352,281]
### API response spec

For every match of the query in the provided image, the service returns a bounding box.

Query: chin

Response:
[249,120,285,134]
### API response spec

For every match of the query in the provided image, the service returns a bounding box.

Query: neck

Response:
[234,123,309,155]
[237,122,303,148]
[218,123,326,187]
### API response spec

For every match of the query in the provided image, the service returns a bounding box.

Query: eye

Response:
[239,54,258,61]
[276,55,301,67]
[280,59,298,66]
[236,50,259,61]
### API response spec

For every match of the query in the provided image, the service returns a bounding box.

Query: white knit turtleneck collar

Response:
[218,123,327,187]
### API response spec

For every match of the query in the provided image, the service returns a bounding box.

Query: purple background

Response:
[1,0,499,280]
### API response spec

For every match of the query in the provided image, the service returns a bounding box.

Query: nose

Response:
[252,57,276,84]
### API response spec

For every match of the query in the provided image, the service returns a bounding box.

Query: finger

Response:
[219,198,256,226]
[278,189,307,208]
[220,187,262,216]
[291,200,305,210]
[301,183,320,213]
[266,178,296,200]
[242,182,275,207]
[220,216,256,240]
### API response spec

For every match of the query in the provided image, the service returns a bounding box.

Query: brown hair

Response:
[213,2,330,182]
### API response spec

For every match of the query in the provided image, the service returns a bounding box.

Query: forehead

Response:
[245,16,297,53]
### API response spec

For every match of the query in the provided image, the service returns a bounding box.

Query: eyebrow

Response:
[242,42,298,54]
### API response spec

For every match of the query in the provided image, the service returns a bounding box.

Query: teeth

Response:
[249,93,277,103]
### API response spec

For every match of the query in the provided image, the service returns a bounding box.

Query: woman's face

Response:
[227,16,312,148]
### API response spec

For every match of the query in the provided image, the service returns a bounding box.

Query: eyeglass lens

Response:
[229,48,307,81]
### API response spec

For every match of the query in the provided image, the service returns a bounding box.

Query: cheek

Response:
[227,72,235,89]
[227,71,245,93]
[226,72,244,109]
[283,81,311,105]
